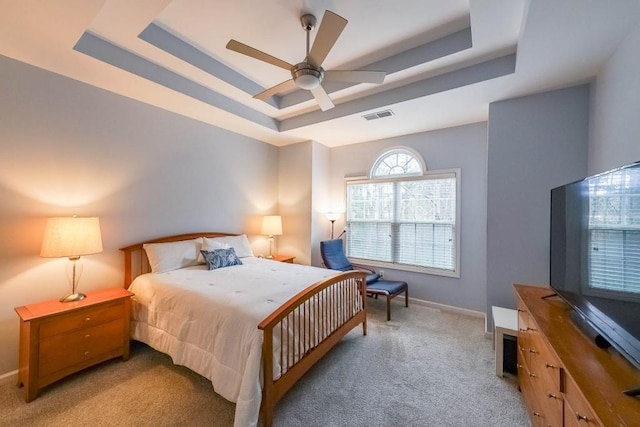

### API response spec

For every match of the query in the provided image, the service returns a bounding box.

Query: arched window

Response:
[346,147,460,277]
[370,147,425,178]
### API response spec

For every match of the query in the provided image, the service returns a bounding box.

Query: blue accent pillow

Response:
[200,248,243,270]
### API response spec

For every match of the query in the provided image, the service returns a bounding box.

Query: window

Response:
[345,148,460,277]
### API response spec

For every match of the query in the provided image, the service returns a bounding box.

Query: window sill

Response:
[348,258,460,278]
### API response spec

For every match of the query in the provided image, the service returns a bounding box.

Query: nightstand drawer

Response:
[40,300,126,338]
[39,319,125,377]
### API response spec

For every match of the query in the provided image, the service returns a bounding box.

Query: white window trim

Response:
[370,146,427,178]
[344,168,461,278]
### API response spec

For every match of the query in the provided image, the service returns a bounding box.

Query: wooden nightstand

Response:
[272,254,295,263]
[15,287,133,402]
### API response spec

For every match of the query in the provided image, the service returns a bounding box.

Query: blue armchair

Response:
[320,239,408,321]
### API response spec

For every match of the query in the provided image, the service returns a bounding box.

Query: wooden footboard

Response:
[258,270,367,427]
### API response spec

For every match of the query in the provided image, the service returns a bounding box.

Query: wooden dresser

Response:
[515,284,640,426]
[15,287,133,402]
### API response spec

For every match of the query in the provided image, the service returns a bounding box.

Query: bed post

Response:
[262,326,275,427]
[361,276,368,336]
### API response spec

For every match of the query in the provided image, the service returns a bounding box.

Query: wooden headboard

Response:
[118,232,236,287]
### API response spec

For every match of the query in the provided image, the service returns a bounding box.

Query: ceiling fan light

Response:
[292,63,323,90]
[296,74,320,89]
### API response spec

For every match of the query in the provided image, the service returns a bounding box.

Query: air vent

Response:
[362,109,394,121]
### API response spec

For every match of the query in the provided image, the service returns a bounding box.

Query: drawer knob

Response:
[576,413,590,422]
[84,334,91,339]
[529,373,537,378]
[528,348,538,354]
[85,317,91,322]
[545,362,557,369]
[532,411,542,417]
[547,393,559,400]
[84,351,90,357]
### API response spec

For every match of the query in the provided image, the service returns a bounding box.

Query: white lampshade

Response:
[40,216,103,258]
[261,215,283,237]
[326,212,341,222]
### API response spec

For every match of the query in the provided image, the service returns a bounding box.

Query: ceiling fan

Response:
[226,10,386,111]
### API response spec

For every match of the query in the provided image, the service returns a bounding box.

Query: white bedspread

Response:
[128,257,338,427]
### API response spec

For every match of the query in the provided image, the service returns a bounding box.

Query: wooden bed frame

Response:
[120,232,367,427]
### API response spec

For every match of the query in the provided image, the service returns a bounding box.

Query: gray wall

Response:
[328,123,489,313]
[590,18,640,173]
[486,86,590,316]
[0,55,279,376]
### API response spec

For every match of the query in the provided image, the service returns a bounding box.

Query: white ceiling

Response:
[1,0,639,147]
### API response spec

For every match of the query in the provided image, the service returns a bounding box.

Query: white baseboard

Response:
[404,297,492,340]
[407,296,486,319]
[0,370,18,386]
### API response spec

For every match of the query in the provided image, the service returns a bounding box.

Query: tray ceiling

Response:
[1,1,639,147]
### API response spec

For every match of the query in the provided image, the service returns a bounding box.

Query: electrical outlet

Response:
[379,270,384,279]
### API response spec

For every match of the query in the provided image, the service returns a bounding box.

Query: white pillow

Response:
[143,237,203,273]
[209,234,254,258]
[196,238,231,264]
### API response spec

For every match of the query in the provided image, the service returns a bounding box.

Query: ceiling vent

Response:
[362,109,394,121]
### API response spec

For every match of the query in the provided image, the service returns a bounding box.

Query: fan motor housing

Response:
[291,62,324,89]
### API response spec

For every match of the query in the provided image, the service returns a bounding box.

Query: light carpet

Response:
[0,299,528,426]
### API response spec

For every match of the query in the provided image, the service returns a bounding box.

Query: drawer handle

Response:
[545,362,557,369]
[576,413,590,422]
[84,351,90,357]
[528,348,539,354]
[547,393,560,400]
[84,334,91,339]
[85,317,91,322]
[529,373,537,378]
[532,411,543,418]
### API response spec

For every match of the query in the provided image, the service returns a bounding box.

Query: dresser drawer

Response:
[564,375,601,426]
[527,329,562,390]
[40,300,126,338]
[39,319,125,377]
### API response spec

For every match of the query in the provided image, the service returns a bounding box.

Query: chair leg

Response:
[405,287,409,307]
[386,295,391,321]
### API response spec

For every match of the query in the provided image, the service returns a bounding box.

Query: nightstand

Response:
[272,254,295,263]
[15,287,133,402]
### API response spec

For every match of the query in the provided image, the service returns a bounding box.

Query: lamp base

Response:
[60,292,86,303]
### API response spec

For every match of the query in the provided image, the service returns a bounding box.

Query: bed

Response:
[119,232,367,427]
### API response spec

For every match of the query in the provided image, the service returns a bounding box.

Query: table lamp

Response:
[40,216,103,302]
[261,215,282,259]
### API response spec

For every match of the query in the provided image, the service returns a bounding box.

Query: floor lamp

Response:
[326,212,340,239]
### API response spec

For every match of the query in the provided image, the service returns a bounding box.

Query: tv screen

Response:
[550,161,640,370]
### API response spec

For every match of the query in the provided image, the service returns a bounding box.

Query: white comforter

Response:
[128,257,338,427]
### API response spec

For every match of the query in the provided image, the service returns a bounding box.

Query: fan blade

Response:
[254,79,297,101]
[308,11,348,67]
[226,40,293,71]
[324,70,386,84]
[310,85,335,111]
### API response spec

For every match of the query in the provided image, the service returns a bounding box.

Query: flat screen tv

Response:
[550,160,640,383]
